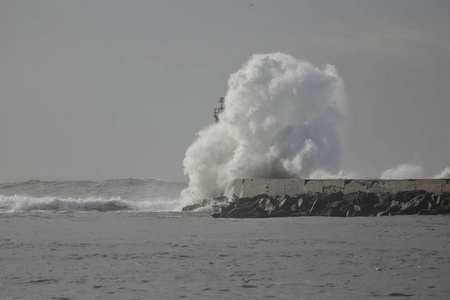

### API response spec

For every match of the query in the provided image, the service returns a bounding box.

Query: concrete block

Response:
[391,180,415,194]
[322,180,345,193]
[229,179,244,198]
[236,178,445,198]
[415,179,441,193]
[284,179,304,195]
[344,180,366,193]
[303,180,323,193]
[241,179,253,198]
[241,179,285,197]
[364,180,392,193]
[442,179,450,193]
[263,179,285,197]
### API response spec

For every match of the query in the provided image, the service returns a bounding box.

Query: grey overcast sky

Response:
[1,0,449,183]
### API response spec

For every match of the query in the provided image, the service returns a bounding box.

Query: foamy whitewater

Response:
[183,53,347,200]
[182,53,450,201]
[0,179,187,213]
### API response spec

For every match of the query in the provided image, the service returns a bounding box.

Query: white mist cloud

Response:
[183,53,347,199]
[309,169,354,179]
[380,163,424,179]
[432,167,450,179]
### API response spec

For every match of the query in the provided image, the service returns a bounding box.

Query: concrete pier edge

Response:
[232,178,450,198]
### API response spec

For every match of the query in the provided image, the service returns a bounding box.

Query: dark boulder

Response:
[373,202,388,214]
[356,193,379,207]
[261,198,278,214]
[278,195,298,210]
[343,192,361,204]
[441,197,450,209]
[353,204,369,216]
[297,195,315,213]
[291,211,309,217]
[378,200,401,216]
[182,203,202,212]
[251,206,269,218]
[340,202,355,216]
[323,192,344,203]
[405,190,427,202]
[397,194,430,215]
[395,190,426,203]
[225,205,256,218]
[235,197,256,208]
[217,202,235,215]
[251,194,270,203]
[208,191,445,218]
[429,194,441,209]
[327,199,348,209]
[322,208,346,217]
[269,209,292,218]
[378,193,394,206]
[442,199,450,213]
[241,205,268,218]
[308,192,343,216]
[342,192,379,216]
[183,196,230,212]
[202,196,228,207]
[309,195,328,216]
[418,209,444,215]
[258,196,272,209]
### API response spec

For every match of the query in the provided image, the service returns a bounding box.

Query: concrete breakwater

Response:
[230,178,450,198]
[181,179,450,217]
[202,179,449,218]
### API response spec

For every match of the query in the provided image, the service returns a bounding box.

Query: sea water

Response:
[0,179,187,213]
[1,179,449,299]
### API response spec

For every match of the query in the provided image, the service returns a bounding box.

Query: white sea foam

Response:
[0,195,183,213]
[183,53,347,200]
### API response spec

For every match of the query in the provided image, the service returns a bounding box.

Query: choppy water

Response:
[0,179,187,213]
[1,211,449,300]
[1,179,450,299]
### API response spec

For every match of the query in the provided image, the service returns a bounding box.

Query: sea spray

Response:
[433,167,450,179]
[183,53,348,200]
[0,179,187,212]
[380,163,424,179]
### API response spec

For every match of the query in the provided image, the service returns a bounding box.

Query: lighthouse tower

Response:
[213,97,225,123]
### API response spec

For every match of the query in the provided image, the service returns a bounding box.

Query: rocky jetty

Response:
[181,196,228,212]
[183,191,450,218]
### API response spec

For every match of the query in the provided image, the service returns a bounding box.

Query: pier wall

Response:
[231,178,450,198]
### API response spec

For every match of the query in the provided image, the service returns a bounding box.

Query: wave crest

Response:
[0,195,184,213]
[183,53,347,200]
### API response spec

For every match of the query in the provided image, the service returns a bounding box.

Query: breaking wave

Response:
[0,195,181,213]
[380,163,424,180]
[183,53,347,200]
[379,164,450,180]
[0,179,187,213]
[432,167,450,179]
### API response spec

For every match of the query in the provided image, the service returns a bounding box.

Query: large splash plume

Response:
[183,53,347,200]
